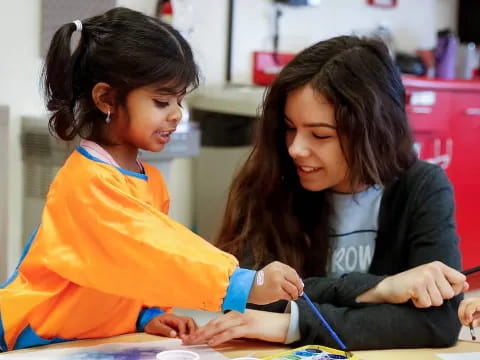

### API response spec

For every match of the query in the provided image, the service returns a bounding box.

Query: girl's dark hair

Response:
[216,36,416,277]
[43,7,199,141]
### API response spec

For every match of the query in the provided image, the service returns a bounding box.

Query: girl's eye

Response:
[154,100,169,108]
[177,101,184,108]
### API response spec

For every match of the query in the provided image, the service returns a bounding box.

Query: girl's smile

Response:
[153,129,176,144]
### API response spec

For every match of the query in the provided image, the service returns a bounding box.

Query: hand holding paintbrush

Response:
[458,297,480,341]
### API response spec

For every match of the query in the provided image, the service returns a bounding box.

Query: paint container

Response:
[156,350,200,360]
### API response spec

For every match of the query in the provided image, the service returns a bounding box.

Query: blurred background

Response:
[0,0,479,288]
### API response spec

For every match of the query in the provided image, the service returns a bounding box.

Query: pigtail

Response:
[43,22,78,141]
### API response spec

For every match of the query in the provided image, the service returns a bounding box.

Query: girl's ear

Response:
[92,82,116,115]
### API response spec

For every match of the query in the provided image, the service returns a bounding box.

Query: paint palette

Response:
[262,345,358,360]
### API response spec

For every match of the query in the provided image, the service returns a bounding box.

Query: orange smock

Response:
[0,146,255,351]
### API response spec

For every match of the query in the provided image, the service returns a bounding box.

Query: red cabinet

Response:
[403,75,480,270]
[405,90,451,133]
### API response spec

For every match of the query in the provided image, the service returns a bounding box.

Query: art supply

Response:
[469,323,477,341]
[156,350,200,360]
[435,30,457,79]
[262,344,358,360]
[301,293,351,358]
[462,266,480,276]
[462,266,480,293]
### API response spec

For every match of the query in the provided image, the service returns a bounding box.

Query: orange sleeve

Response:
[38,170,238,311]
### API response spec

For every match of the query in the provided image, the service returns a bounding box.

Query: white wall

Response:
[117,0,157,15]
[436,0,459,32]
[118,0,230,85]
[117,0,460,86]
[231,0,459,84]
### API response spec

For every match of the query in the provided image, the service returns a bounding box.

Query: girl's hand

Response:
[248,261,304,305]
[181,309,290,346]
[458,297,480,327]
[145,313,197,338]
[357,261,468,308]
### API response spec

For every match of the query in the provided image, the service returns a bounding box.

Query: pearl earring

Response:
[105,110,111,124]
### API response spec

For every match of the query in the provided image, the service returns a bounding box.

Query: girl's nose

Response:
[167,105,183,125]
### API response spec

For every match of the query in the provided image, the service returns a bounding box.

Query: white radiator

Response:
[0,106,9,282]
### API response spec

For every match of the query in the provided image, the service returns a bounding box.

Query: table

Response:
[1,333,480,360]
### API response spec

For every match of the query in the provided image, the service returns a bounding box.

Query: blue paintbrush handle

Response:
[301,292,347,351]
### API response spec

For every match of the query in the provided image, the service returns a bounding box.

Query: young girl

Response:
[0,7,303,352]
[183,36,468,350]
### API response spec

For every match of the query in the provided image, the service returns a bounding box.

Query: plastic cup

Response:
[156,350,200,360]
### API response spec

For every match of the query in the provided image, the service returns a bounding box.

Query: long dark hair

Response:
[216,36,415,277]
[43,7,199,142]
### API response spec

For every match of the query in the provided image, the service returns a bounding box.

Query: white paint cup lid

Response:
[156,350,200,360]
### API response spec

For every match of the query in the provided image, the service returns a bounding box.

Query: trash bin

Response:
[188,85,265,242]
[138,119,200,229]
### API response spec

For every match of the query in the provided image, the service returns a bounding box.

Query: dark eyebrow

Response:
[153,88,187,97]
[284,115,336,129]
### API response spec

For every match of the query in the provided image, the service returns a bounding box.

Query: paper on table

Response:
[437,353,480,360]
[0,338,228,360]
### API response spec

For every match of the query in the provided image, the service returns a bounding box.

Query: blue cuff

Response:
[222,267,256,313]
[13,325,71,350]
[136,307,164,332]
[0,311,7,352]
